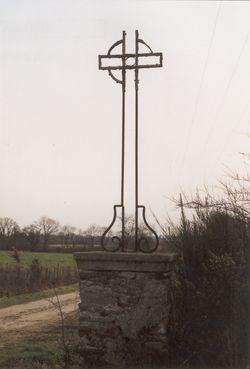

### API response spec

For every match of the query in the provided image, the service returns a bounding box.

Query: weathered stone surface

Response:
[75,251,175,272]
[74,251,175,367]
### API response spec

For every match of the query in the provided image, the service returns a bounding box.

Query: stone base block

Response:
[74,252,175,367]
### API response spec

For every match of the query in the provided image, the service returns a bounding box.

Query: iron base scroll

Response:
[101,205,124,252]
[101,205,159,253]
[137,205,159,253]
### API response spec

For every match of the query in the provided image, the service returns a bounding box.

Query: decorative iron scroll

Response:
[98,30,163,253]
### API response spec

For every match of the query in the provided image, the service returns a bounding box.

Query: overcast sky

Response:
[0,0,249,229]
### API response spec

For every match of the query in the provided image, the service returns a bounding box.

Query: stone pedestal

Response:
[74,252,175,367]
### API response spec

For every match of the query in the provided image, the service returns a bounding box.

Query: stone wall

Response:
[74,252,175,367]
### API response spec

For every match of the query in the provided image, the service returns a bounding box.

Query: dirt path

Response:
[0,292,79,347]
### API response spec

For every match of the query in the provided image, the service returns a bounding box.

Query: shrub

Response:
[166,200,249,368]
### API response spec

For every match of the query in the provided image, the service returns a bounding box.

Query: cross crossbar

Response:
[99,52,163,70]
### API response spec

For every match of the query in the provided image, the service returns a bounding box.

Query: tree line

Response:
[0,216,105,251]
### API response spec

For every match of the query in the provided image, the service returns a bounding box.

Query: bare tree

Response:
[84,224,102,246]
[23,224,41,251]
[59,225,76,247]
[0,217,20,249]
[0,217,19,237]
[36,216,60,250]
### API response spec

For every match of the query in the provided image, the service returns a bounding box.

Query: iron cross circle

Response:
[98,30,163,85]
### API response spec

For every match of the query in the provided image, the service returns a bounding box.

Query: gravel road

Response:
[0,292,79,348]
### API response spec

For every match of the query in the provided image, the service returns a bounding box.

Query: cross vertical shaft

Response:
[121,30,126,251]
[99,30,163,253]
[135,30,139,251]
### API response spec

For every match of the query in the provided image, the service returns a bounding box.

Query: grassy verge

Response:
[0,313,81,369]
[0,250,76,268]
[0,283,78,309]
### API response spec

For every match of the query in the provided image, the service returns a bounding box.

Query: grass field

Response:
[0,251,78,308]
[0,251,76,269]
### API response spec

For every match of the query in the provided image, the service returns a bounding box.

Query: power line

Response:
[209,98,250,174]
[202,30,250,158]
[179,1,222,178]
[202,30,250,180]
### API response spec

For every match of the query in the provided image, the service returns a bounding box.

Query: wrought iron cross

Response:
[99,30,163,253]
